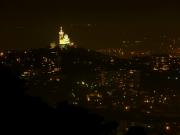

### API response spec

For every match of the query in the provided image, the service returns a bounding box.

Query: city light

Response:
[1,24,180,134]
[0,52,4,57]
[166,125,170,131]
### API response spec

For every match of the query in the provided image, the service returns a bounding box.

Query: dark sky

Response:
[0,0,180,50]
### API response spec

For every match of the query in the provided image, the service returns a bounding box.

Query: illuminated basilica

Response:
[50,26,74,49]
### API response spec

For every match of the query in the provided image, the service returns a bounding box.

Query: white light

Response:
[146,111,151,114]
[82,81,85,85]
[166,126,170,130]
[129,70,135,74]
[125,106,130,110]
[56,78,60,82]
[0,52,4,56]
[87,96,90,102]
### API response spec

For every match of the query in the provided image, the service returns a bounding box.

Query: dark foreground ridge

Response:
[0,64,122,135]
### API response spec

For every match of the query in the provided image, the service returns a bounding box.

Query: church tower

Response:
[58,26,71,48]
[50,26,74,49]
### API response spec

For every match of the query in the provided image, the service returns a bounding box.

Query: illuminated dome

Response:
[64,34,70,44]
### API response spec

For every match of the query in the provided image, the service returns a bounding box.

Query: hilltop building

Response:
[50,26,74,49]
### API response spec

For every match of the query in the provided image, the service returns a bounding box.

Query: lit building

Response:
[152,56,170,71]
[96,48,126,58]
[50,26,74,49]
[59,26,74,49]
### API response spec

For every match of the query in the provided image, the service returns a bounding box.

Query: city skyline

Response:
[2,1,180,134]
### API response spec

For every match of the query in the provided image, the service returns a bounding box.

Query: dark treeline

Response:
[0,64,121,135]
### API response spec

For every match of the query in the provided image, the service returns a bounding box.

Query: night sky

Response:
[0,0,180,50]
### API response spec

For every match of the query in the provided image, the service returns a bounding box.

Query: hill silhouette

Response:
[0,64,118,134]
